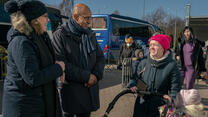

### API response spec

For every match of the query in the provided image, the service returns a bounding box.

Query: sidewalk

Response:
[92,80,208,117]
[91,84,135,117]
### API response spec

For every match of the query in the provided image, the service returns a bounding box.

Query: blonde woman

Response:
[3,0,65,117]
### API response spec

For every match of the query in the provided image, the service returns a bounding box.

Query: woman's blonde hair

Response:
[10,11,33,36]
[10,11,43,35]
[31,19,43,35]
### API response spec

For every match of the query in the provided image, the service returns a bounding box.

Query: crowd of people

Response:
[1,0,208,117]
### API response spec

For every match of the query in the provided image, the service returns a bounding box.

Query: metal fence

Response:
[121,58,133,87]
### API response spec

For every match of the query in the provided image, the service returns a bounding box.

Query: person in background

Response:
[128,34,181,117]
[52,3,105,117]
[132,49,144,75]
[2,0,65,117]
[175,26,206,89]
[117,34,136,69]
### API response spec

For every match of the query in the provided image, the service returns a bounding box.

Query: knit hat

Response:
[125,34,133,43]
[4,0,47,22]
[135,49,144,58]
[175,89,201,107]
[148,34,171,54]
[125,34,131,39]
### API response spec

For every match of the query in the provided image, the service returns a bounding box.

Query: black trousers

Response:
[133,97,160,117]
[63,112,91,117]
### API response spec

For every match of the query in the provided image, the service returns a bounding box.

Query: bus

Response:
[90,14,161,62]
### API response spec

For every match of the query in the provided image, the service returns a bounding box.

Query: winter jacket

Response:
[132,58,143,75]
[52,23,105,114]
[128,51,181,101]
[2,28,63,117]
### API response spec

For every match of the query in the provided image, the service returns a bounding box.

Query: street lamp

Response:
[167,8,177,50]
[142,0,145,19]
[185,4,191,26]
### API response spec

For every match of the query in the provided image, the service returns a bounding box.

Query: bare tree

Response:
[59,0,74,17]
[144,7,168,31]
[144,7,184,35]
[144,7,185,49]
[166,17,185,37]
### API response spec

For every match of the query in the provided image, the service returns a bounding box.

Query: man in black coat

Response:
[52,3,105,117]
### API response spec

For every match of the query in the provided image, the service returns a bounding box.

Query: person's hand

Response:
[132,57,137,61]
[176,56,180,61]
[200,72,207,78]
[163,95,172,104]
[85,74,97,88]
[130,86,137,93]
[56,61,65,72]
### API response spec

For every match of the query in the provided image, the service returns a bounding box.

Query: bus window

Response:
[90,17,107,29]
[111,19,150,38]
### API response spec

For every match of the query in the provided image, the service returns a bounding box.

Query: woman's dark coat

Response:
[52,24,105,114]
[175,37,206,73]
[2,28,63,117]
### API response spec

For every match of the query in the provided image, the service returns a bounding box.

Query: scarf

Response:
[68,16,95,69]
[31,32,61,117]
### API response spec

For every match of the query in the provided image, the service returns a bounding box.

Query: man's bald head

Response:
[72,3,91,16]
[72,3,92,29]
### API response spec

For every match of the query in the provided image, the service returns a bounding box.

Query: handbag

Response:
[136,78,147,91]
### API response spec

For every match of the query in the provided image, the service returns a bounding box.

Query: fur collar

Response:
[11,11,33,36]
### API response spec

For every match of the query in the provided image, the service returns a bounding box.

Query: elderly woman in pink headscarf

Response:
[128,34,181,117]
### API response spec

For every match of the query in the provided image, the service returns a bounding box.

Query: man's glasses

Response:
[81,15,92,20]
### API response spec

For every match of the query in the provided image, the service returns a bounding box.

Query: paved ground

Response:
[99,67,122,89]
[1,68,208,117]
[91,84,136,117]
